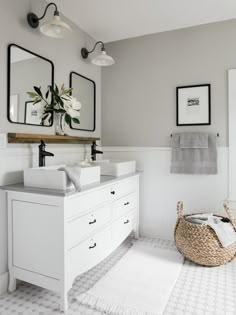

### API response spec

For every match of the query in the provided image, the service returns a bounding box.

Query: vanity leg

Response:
[60,289,68,313]
[8,272,16,292]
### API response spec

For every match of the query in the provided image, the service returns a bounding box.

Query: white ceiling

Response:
[52,0,236,43]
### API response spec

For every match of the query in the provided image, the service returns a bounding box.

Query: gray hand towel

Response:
[180,133,208,148]
[59,166,82,191]
[170,133,217,174]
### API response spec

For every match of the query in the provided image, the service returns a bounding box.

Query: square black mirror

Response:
[69,72,96,131]
[7,44,54,126]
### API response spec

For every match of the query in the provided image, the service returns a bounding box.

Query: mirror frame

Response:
[69,71,96,132]
[7,43,54,126]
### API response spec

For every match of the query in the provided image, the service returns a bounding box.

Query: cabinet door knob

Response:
[89,219,97,225]
[124,202,130,206]
[111,190,116,195]
[124,220,129,224]
[89,243,97,249]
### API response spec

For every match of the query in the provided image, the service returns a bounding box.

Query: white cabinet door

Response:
[12,200,62,279]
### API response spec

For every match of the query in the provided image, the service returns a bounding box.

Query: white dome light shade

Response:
[40,15,72,38]
[92,51,115,66]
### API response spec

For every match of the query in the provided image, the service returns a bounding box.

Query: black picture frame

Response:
[176,84,211,126]
[69,71,96,132]
[24,101,50,126]
[7,43,54,127]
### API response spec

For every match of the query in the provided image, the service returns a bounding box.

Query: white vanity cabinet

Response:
[5,173,140,312]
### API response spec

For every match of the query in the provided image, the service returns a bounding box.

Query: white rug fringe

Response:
[77,292,159,315]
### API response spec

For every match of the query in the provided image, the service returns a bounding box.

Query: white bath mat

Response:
[77,242,184,315]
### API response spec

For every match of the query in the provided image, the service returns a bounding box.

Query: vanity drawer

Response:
[65,186,115,219]
[68,226,112,280]
[112,210,135,247]
[112,192,137,220]
[112,177,137,199]
[67,205,112,249]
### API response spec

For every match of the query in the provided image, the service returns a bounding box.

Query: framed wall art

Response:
[176,84,211,126]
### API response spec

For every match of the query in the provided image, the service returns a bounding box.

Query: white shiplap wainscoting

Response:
[0,143,90,295]
[102,147,229,240]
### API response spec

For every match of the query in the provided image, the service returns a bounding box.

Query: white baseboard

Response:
[0,272,8,296]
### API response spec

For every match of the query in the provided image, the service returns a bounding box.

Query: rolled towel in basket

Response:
[186,214,236,247]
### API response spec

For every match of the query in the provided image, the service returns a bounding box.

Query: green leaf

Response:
[65,88,73,95]
[33,86,42,97]
[65,114,71,125]
[45,89,49,99]
[53,109,65,113]
[58,97,64,107]
[72,117,80,124]
[27,92,38,98]
[33,99,42,105]
[61,96,70,101]
[55,84,59,96]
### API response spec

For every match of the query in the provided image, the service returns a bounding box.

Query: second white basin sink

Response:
[93,159,136,177]
[24,164,100,191]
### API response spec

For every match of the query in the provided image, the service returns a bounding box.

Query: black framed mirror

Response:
[69,72,96,131]
[7,44,54,126]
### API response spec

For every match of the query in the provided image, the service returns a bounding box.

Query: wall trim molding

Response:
[102,146,228,152]
[0,272,8,296]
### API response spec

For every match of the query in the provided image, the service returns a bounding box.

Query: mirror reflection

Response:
[70,72,96,131]
[8,44,54,126]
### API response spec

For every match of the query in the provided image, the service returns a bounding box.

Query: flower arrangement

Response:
[27,84,81,134]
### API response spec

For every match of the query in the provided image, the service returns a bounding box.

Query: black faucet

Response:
[39,140,54,167]
[91,141,103,161]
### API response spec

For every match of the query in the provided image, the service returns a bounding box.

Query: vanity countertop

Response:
[1,171,141,197]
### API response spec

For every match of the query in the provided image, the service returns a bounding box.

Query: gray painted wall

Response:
[101,19,236,147]
[0,0,101,138]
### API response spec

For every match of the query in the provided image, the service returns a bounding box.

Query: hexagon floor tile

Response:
[0,237,236,315]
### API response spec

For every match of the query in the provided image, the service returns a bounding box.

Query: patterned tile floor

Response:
[0,237,236,314]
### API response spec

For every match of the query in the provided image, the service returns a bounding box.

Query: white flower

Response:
[67,107,80,118]
[63,96,81,119]
[70,96,82,110]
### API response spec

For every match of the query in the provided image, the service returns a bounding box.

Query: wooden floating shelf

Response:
[8,133,100,144]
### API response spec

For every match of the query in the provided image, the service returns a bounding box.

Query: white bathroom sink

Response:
[92,159,136,177]
[24,164,101,191]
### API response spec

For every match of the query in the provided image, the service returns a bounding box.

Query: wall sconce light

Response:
[27,2,72,38]
[81,41,115,66]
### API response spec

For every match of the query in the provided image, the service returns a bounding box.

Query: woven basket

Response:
[174,201,236,266]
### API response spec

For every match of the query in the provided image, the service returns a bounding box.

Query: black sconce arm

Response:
[37,2,59,20]
[81,41,105,59]
[27,2,59,28]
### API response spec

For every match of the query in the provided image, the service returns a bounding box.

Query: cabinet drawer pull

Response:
[124,202,130,206]
[111,190,116,195]
[89,219,97,225]
[89,243,97,249]
[124,220,129,224]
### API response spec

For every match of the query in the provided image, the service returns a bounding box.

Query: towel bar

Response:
[170,133,219,137]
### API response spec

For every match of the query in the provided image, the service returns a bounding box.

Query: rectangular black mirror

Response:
[7,44,54,126]
[69,72,96,131]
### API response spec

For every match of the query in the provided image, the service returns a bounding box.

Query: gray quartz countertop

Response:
[1,171,142,197]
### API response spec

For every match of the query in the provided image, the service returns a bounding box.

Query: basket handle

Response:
[223,203,236,231]
[177,201,184,219]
